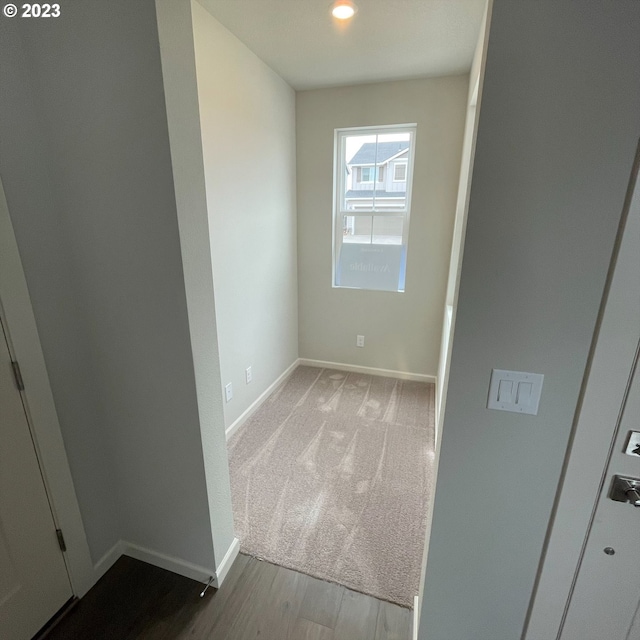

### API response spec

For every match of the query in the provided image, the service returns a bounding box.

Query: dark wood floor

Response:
[45,554,412,639]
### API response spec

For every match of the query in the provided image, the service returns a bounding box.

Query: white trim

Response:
[226,359,299,441]
[413,595,420,640]
[211,536,240,588]
[124,542,215,585]
[298,358,435,384]
[0,178,95,597]
[93,540,126,582]
[470,74,480,108]
[92,537,240,588]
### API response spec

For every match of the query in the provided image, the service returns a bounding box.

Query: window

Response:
[359,166,385,183]
[333,124,416,292]
[393,162,407,182]
[361,167,374,182]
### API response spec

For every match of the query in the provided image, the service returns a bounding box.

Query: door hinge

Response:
[11,361,24,391]
[56,529,67,552]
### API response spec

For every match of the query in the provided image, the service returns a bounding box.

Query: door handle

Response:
[610,475,640,507]
[626,487,640,506]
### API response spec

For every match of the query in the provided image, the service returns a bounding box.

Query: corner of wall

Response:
[155,0,236,571]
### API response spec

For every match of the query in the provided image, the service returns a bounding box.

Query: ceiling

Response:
[197,0,487,91]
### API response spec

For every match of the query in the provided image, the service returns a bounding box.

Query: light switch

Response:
[498,380,513,403]
[516,382,532,406]
[487,369,544,415]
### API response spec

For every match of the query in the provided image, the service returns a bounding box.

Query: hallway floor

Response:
[228,366,435,607]
[44,554,411,639]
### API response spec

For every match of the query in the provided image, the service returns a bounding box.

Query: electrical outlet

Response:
[225,382,233,403]
[356,335,365,348]
[246,366,252,384]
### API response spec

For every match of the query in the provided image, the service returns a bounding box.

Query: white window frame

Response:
[393,161,408,182]
[332,124,417,292]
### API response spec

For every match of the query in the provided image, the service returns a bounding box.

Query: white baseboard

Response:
[92,537,241,588]
[212,537,240,587]
[299,358,436,384]
[93,539,126,582]
[413,594,420,640]
[123,541,214,584]
[225,359,299,440]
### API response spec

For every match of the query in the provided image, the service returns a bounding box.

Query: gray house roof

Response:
[345,190,406,198]
[348,141,409,166]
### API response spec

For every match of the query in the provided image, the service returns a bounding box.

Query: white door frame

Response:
[523,142,640,639]
[0,177,95,597]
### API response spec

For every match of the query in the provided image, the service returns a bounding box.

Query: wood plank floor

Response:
[45,554,412,640]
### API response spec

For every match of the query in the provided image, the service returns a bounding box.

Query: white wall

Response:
[0,20,120,562]
[0,0,224,574]
[192,1,299,429]
[154,0,236,575]
[296,77,467,376]
[424,2,490,617]
[420,1,640,639]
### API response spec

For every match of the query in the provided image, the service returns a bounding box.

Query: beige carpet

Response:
[227,366,435,608]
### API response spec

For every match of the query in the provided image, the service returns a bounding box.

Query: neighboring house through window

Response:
[333,124,416,292]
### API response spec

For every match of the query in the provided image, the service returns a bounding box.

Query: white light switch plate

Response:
[487,369,544,415]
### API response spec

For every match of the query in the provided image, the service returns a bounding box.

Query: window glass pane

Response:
[336,243,405,292]
[342,214,372,244]
[373,132,410,211]
[335,125,414,292]
[343,134,376,211]
[343,132,411,212]
[372,216,403,245]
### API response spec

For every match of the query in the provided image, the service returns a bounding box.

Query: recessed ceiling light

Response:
[331,2,357,20]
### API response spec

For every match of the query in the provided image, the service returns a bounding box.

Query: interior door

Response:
[0,317,73,639]
[555,151,640,640]
[560,356,640,639]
